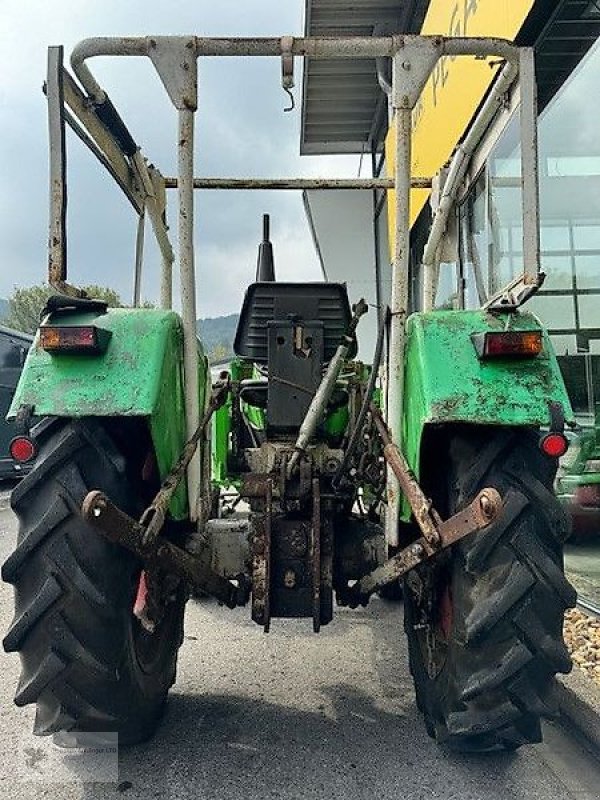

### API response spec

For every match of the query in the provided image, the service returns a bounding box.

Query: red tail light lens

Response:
[9,436,36,463]
[473,331,543,359]
[39,325,111,354]
[539,432,569,458]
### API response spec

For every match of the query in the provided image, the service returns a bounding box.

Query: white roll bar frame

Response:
[48,35,541,537]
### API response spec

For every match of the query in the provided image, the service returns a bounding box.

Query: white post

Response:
[385,54,413,549]
[133,207,145,306]
[519,47,541,286]
[178,107,201,520]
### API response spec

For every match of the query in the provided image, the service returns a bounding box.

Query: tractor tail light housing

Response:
[39,325,111,354]
[539,432,569,459]
[472,330,543,359]
[9,436,36,463]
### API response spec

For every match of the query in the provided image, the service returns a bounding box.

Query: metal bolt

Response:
[283,569,296,589]
[324,458,339,474]
[92,497,106,517]
[402,60,411,71]
[480,493,494,520]
[252,537,264,555]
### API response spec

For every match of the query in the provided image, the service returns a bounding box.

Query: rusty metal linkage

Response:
[311,478,321,634]
[80,375,234,605]
[349,489,501,603]
[82,491,241,608]
[139,375,230,547]
[344,404,503,605]
[251,480,273,632]
[370,402,441,550]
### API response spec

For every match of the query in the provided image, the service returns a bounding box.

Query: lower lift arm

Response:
[343,404,502,606]
[81,375,245,608]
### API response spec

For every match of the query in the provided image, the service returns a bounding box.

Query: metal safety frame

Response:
[46,35,541,537]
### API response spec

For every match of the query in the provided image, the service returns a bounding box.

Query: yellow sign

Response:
[386,0,535,238]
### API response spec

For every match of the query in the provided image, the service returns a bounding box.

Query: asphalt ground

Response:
[1,501,600,799]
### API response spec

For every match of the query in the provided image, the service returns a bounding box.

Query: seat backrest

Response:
[233,282,356,364]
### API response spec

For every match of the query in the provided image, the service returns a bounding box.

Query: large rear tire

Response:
[2,418,186,744]
[404,428,576,751]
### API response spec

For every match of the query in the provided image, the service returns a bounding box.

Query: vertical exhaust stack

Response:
[256,214,276,282]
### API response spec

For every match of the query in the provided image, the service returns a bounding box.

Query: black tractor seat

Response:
[234,282,357,364]
[233,282,356,436]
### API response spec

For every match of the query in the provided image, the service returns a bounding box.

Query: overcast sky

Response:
[0,1,360,318]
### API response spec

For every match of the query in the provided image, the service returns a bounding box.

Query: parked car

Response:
[0,325,33,479]
[556,423,600,539]
[556,354,600,539]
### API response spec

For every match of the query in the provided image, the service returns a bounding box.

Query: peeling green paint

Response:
[401,309,574,521]
[9,308,209,520]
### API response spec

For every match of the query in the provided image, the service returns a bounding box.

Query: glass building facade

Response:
[430,38,600,420]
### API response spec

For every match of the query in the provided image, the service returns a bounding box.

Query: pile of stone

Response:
[564,607,600,686]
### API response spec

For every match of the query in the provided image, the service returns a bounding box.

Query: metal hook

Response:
[283,86,295,113]
[281,35,295,113]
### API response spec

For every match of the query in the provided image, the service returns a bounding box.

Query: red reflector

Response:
[9,436,36,463]
[483,331,543,358]
[540,432,569,458]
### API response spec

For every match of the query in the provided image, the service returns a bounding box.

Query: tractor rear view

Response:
[2,34,576,752]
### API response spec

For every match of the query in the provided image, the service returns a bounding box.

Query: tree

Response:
[208,343,231,364]
[2,284,122,335]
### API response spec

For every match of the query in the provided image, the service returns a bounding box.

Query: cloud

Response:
[0,1,359,316]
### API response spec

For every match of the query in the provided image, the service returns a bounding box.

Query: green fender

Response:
[9,308,208,520]
[401,309,573,521]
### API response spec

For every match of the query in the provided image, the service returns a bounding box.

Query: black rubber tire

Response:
[404,428,576,752]
[378,581,403,601]
[2,418,186,744]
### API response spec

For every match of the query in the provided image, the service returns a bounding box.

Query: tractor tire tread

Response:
[3,419,184,743]
[405,430,575,752]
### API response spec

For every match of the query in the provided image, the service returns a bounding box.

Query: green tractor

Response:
[555,354,600,539]
[2,35,577,752]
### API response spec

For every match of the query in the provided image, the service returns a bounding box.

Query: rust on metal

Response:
[81,490,241,608]
[311,478,321,633]
[47,46,68,286]
[162,176,432,190]
[370,402,439,548]
[347,486,503,603]
[251,480,272,632]
[241,473,272,498]
[346,404,505,604]
[140,375,230,547]
[438,488,502,547]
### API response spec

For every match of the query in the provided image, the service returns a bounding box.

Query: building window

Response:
[459,37,600,359]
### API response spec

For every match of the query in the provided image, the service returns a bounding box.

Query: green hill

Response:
[0,296,237,362]
[197,313,239,363]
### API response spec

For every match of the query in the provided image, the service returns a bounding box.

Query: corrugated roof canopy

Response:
[301,1,429,154]
[529,0,600,110]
